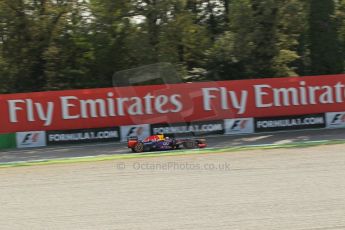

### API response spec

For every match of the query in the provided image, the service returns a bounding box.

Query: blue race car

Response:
[127,134,207,153]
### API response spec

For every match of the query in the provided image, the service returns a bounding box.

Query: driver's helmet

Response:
[165,137,170,140]
[157,134,164,140]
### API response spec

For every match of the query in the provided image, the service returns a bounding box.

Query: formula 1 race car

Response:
[127,134,207,153]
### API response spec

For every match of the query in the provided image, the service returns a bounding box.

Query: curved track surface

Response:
[1,128,345,163]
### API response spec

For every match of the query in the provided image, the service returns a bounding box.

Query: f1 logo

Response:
[16,131,46,148]
[331,114,345,124]
[231,120,248,131]
[225,118,254,134]
[121,124,150,142]
[21,133,40,145]
[126,126,144,137]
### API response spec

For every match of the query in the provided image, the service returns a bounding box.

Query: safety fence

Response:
[1,111,343,149]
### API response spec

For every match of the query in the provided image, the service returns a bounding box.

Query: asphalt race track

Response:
[1,128,345,163]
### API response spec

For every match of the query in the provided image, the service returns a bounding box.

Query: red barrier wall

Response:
[1,74,345,133]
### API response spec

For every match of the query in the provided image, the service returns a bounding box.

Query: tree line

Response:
[1,0,345,93]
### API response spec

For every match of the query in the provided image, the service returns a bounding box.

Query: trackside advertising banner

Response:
[255,114,326,132]
[120,124,150,142]
[47,127,120,145]
[2,74,345,133]
[326,112,345,128]
[16,131,46,148]
[224,118,254,135]
[151,120,224,137]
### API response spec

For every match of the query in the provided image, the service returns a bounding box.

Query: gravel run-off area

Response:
[1,144,345,230]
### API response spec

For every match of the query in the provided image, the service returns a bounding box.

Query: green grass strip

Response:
[1,139,345,169]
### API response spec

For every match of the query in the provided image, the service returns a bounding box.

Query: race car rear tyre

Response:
[183,140,196,149]
[133,142,144,153]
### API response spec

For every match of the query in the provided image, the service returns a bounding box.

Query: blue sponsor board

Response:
[47,127,120,145]
[151,120,224,137]
[255,114,326,132]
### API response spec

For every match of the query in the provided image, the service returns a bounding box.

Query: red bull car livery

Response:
[127,134,207,153]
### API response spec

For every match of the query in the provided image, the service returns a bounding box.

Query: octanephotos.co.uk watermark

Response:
[116,161,231,171]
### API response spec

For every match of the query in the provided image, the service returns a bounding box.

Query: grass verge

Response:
[1,139,345,169]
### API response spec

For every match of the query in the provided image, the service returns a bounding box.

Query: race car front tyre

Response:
[183,140,196,149]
